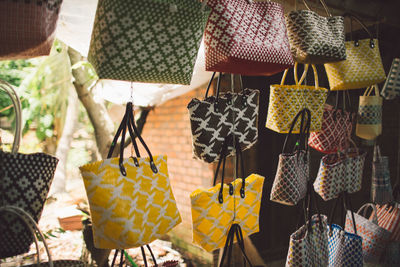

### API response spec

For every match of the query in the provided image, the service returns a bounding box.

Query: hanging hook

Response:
[129,82,134,103]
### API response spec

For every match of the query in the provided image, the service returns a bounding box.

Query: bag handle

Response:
[111,246,158,267]
[357,203,378,224]
[282,108,311,154]
[107,102,157,176]
[303,181,324,233]
[281,63,319,89]
[296,0,332,17]
[345,13,375,48]
[363,84,380,96]
[373,144,382,163]
[0,206,54,267]
[0,79,22,154]
[218,224,253,267]
[213,135,246,204]
[328,192,358,235]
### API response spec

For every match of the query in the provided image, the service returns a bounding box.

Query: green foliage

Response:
[0,60,37,117]
[19,40,72,141]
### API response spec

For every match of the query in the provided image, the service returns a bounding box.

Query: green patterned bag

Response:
[88,0,210,85]
[356,84,382,140]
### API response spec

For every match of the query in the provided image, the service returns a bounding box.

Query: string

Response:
[231,73,237,224]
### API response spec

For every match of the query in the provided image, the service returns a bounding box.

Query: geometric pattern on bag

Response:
[191,174,265,252]
[0,0,63,60]
[327,193,363,267]
[375,204,400,241]
[345,204,391,263]
[308,103,354,154]
[204,0,294,76]
[357,105,382,124]
[88,0,210,84]
[0,151,59,259]
[324,14,386,91]
[314,147,366,201]
[324,38,386,90]
[266,64,328,133]
[285,0,346,64]
[356,85,383,140]
[286,213,329,266]
[270,109,311,206]
[328,224,363,267]
[371,145,393,205]
[80,102,181,249]
[188,74,259,163]
[382,58,400,100]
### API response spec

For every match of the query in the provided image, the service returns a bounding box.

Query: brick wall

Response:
[140,86,214,248]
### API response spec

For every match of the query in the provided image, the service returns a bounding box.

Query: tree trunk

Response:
[67,47,114,159]
[49,85,79,195]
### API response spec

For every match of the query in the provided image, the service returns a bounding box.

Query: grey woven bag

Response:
[381,58,400,100]
[285,0,346,64]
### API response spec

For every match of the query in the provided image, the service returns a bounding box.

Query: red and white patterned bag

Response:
[345,203,391,263]
[374,204,400,241]
[308,91,355,154]
[204,0,294,76]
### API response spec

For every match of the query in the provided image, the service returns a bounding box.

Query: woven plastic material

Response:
[314,148,366,201]
[286,214,329,266]
[308,104,354,154]
[0,0,62,59]
[381,58,400,100]
[88,0,210,84]
[345,204,391,263]
[324,39,386,90]
[204,0,294,76]
[266,64,328,133]
[285,0,345,64]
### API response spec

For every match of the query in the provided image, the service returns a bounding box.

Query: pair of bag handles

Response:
[328,192,358,236]
[297,181,325,233]
[204,72,246,111]
[108,102,158,176]
[0,79,22,154]
[212,134,246,204]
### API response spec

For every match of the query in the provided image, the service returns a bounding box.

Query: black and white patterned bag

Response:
[187,73,259,163]
[285,0,346,64]
[0,80,59,259]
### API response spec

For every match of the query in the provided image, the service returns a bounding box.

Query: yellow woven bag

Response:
[191,174,264,252]
[80,102,181,249]
[324,15,386,90]
[190,137,264,252]
[266,63,328,133]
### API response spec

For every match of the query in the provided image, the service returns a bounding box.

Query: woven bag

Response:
[314,144,366,201]
[88,0,210,84]
[270,109,310,206]
[345,203,391,263]
[356,84,383,140]
[0,0,63,59]
[286,185,329,267]
[190,136,264,252]
[285,0,346,64]
[381,58,400,100]
[374,203,400,241]
[266,63,328,133]
[371,145,393,205]
[204,0,294,76]
[327,193,363,267]
[187,73,259,163]
[80,102,181,249]
[324,15,386,90]
[0,80,59,259]
[308,91,355,154]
